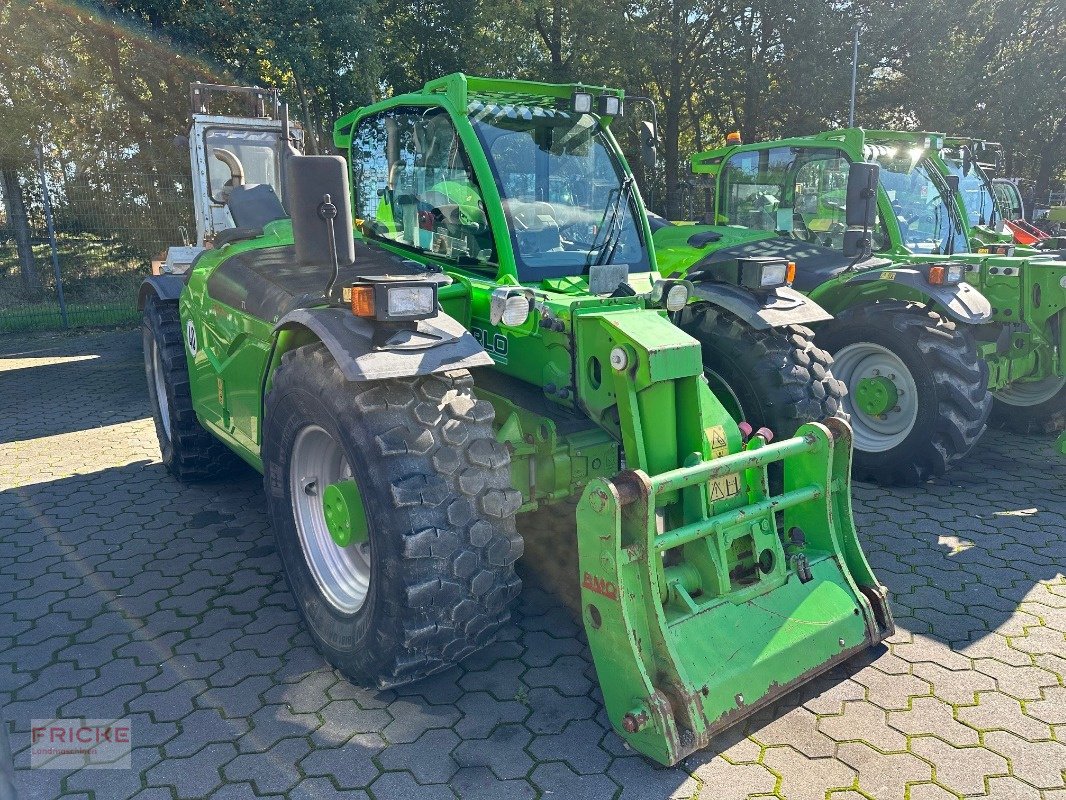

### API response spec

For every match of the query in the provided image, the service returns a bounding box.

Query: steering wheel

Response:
[511,201,557,230]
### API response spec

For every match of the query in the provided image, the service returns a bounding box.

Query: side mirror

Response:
[286,154,356,268]
[845,161,879,228]
[640,120,658,171]
[843,229,872,258]
[945,174,960,195]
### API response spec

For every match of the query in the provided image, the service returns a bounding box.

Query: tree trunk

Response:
[0,162,40,292]
[1034,116,1065,200]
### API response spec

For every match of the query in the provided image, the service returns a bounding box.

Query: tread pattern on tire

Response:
[678,304,846,437]
[988,387,1066,435]
[265,344,524,687]
[143,296,242,481]
[820,302,992,486]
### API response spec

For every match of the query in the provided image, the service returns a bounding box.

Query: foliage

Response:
[1,0,1063,222]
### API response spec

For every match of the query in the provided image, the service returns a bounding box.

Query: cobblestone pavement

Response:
[1,327,1064,800]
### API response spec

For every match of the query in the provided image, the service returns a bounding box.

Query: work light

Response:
[598,95,622,116]
[572,91,593,114]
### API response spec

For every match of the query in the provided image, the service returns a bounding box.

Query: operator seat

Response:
[226,184,287,229]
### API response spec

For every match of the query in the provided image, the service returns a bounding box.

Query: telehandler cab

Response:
[654,130,1003,485]
[140,77,892,766]
[862,130,1066,433]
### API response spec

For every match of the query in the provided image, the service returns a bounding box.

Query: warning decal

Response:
[705,425,742,502]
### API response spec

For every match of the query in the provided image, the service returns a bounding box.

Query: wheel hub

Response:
[854,375,899,417]
[832,342,920,453]
[323,480,369,548]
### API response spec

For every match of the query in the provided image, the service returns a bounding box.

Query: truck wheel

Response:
[817,302,992,486]
[142,295,242,481]
[989,377,1066,434]
[677,304,845,438]
[262,343,523,688]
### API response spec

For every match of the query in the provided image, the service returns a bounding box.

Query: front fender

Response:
[272,307,493,382]
[689,283,833,330]
[840,267,992,324]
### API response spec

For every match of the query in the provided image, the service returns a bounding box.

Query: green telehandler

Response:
[654,130,996,485]
[858,129,1066,433]
[927,137,1066,258]
[140,78,893,766]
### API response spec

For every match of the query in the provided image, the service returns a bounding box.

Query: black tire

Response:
[263,343,523,688]
[142,295,242,481]
[989,379,1066,434]
[817,302,992,486]
[676,304,846,439]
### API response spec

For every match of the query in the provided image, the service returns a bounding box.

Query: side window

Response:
[205,129,284,203]
[350,107,495,264]
[793,155,850,247]
[718,148,791,230]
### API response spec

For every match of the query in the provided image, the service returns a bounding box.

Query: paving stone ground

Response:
[1,327,1064,800]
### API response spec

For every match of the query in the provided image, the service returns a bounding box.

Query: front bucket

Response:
[576,418,893,765]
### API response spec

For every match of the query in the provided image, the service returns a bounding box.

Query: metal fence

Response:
[0,147,194,334]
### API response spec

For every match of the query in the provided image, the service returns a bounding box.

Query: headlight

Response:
[738,258,790,290]
[346,281,438,321]
[387,286,436,317]
[489,287,534,327]
[665,283,689,312]
[648,279,692,312]
[927,263,963,286]
[571,91,593,114]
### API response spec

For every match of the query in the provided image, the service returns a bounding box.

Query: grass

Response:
[0,231,148,334]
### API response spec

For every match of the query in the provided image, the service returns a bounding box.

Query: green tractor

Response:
[858,129,1066,433]
[654,130,995,485]
[140,77,893,766]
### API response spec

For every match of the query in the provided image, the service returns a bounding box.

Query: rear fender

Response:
[689,283,832,330]
[138,275,185,310]
[269,306,493,384]
[819,267,992,324]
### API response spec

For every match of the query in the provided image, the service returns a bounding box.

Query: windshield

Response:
[941,152,998,227]
[870,149,967,255]
[718,146,851,249]
[993,180,1024,221]
[469,103,649,279]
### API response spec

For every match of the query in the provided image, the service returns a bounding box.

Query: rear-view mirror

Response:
[945,174,960,195]
[286,154,356,268]
[843,229,872,258]
[845,161,879,229]
[640,120,658,171]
